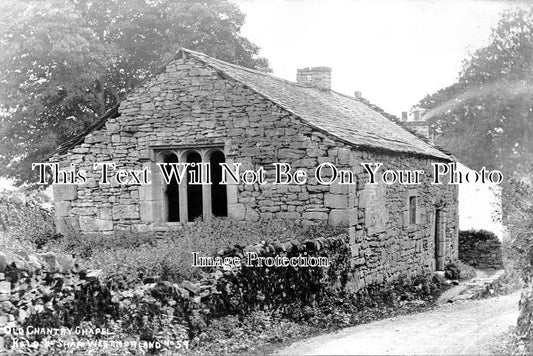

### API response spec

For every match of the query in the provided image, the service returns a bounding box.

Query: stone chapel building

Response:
[50,48,459,281]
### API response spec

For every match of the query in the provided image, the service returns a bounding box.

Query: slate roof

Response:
[53,48,452,161]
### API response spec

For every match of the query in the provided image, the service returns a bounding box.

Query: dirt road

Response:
[276,292,521,355]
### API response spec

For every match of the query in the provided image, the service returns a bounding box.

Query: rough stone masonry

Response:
[459,230,503,269]
[49,48,459,291]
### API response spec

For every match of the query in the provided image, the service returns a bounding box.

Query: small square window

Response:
[409,195,417,225]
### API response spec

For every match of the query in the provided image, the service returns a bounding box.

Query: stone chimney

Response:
[297,67,331,90]
[403,110,433,142]
[413,110,421,121]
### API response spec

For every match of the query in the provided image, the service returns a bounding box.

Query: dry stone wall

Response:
[0,249,103,352]
[51,54,459,291]
[0,235,347,352]
[459,230,503,269]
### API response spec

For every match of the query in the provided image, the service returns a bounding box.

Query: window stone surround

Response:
[138,144,236,230]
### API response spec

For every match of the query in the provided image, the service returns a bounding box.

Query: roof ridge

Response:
[181,48,328,90]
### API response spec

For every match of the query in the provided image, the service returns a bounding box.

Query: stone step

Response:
[437,269,505,304]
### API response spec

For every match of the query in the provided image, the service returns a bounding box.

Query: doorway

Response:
[434,209,445,271]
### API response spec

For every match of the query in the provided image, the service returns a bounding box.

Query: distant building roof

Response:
[52,48,453,161]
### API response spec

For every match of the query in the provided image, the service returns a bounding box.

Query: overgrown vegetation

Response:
[444,261,476,281]
[0,190,55,251]
[497,178,533,354]
[45,219,344,290]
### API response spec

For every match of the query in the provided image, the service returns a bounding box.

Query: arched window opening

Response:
[164,153,180,222]
[210,151,228,217]
[187,151,203,222]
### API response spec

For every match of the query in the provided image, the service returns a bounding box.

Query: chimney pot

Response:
[413,110,421,121]
[401,112,408,121]
[296,67,331,90]
[354,91,362,99]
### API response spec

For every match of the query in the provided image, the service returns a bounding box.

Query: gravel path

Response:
[275,291,521,355]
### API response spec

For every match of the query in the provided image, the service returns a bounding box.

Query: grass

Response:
[48,218,344,289]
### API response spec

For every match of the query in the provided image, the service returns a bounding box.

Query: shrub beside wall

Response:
[515,222,533,353]
[459,230,503,269]
[518,287,533,353]
[0,192,55,250]
[57,219,344,288]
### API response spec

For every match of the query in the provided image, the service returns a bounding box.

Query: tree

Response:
[418,7,533,180]
[0,0,270,184]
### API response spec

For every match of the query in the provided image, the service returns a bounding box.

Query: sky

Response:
[234,0,529,117]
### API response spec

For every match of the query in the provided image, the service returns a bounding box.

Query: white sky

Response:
[0,0,529,190]
[235,0,529,116]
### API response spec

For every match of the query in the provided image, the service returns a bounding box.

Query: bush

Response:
[459,229,499,243]
[444,261,476,280]
[0,190,55,251]
[55,218,344,290]
[444,262,460,280]
[50,230,157,259]
[518,287,533,354]
[508,223,533,284]
[89,240,203,290]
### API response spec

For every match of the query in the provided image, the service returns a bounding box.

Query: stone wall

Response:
[0,235,347,352]
[51,52,459,290]
[296,66,332,90]
[459,230,503,269]
[0,250,104,351]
